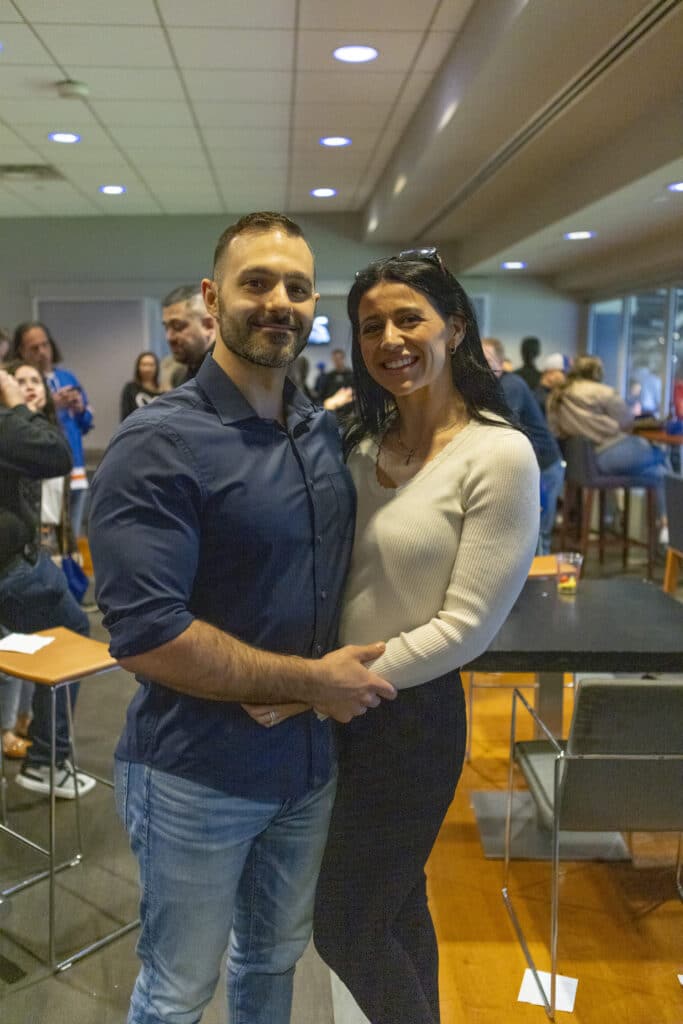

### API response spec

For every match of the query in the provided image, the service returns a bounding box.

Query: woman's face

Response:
[357,281,464,399]
[138,355,157,381]
[13,364,47,411]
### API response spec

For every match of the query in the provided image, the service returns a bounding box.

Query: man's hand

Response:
[310,642,396,723]
[0,370,26,409]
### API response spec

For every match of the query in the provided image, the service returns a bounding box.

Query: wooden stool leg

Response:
[646,488,656,580]
[663,548,682,594]
[622,488,631,568]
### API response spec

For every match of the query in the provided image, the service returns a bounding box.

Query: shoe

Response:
[658,524,669,546]
[2,732,31,759]
[15,760,96,799]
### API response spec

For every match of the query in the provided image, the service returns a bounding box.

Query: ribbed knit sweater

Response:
[339,420,539,689]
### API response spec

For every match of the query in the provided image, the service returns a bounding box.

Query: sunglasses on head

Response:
[356,246,446,279]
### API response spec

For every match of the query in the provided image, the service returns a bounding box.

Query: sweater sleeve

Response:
[368,430,539,689]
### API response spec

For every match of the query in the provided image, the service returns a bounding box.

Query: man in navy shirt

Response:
[89,212,395,1024]
[483,338,565,554]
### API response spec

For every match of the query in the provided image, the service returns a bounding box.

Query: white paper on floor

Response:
[0,633,54,654]
[678,974,683,986]
[518,968,578,1012]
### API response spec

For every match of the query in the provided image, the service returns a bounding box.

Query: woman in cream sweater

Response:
[247,250,539,1023]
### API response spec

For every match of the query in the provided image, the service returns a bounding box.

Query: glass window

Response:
[588,298,624,390]
[625,290,668,417]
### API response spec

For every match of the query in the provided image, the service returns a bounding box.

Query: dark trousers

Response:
[314,672,466,1024]
[0,551,89,765]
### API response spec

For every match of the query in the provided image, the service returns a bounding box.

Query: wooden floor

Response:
[429,675,683,1023]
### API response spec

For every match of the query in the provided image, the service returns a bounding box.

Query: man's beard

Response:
[216,301,309,369]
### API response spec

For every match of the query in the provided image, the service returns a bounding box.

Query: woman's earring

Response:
[449,344,456,354]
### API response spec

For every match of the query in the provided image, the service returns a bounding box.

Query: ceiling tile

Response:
[295,71,407,105]
[90,100,194,127]
[168,28,294,71]
[298,0,439,31]
[126,146,211,169]
[0,65,60,97]
[0,143,42,163]
[96,195,164,214]
[208,150,288,171]
[218,184,287,210]
[0,2,22,22]
[29,143,129,167]
[158,0,296,30]
[194,102,290,129]
[293,101,392,131]
[202,126,289,151]
[32,25,173,68]
[414,32,456,73]
[0,97,99,125]
[16,0,160,25]
[431,0,477,32]
[157,194,225,214]
[66,66,185,100]
[184,69,292,103]
[0,187,43,215]
[107,122,202,149]
[0,178,100,214]
[297,30,421,73]
[0,22,53,62]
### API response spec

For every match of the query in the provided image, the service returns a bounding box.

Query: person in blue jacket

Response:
[12,321,93,539]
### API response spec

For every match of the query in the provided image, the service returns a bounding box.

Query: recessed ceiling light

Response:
[99,184,126,195]
[501,261,527,270]
[393,174,407,196]
[564,230,595,240]
[367,215,379,233]
[319,136,351,148]
[333,45,378,64]
[310,187,336,198]
[667,181,683,193]
[48,131,80,144]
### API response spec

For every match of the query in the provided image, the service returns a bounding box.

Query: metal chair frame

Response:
[502,684,683,1020]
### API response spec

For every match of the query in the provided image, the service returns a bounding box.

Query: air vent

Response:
[0,164,65,182]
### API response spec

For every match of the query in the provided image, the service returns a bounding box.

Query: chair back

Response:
[562,435,600,487]
[559,678,683,831]
[665,473,683,553]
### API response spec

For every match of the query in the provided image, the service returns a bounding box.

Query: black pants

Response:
[314,672,466,1024]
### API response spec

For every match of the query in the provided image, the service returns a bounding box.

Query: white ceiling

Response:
[0,0,682,296]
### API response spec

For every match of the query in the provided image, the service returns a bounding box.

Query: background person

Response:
[120,351,164,421]
[247,250,539,1024]
[482,337,564,554]
[0,363,94,798]
[514,334,542,390]
[161,284,216,386]
[535,351,567,415]
[12,321,93,541]
[89,212,396,1024]
[547,355,669,543]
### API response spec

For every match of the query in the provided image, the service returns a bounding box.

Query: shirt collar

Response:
[196,354,317,430]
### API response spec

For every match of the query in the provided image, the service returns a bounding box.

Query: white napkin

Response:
[0,633,55,655]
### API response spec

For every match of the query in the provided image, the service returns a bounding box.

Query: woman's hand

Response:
[241,702,310,727]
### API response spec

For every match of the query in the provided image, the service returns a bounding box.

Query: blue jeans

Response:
[0,551,89,765]
[596,436,668,518]
[538,458,565,555]
[115,760,336,1024]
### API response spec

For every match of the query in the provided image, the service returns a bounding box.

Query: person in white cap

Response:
[535,352,567,415]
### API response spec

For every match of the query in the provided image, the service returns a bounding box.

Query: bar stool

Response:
[0,626,139,972]
[559,436,657,578]
[663,473,683,594]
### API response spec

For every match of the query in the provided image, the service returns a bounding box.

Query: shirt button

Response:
[316,534,322,545]
[315,643,323,656]
[320,590,327,600]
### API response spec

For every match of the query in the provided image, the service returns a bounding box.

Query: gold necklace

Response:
[390,416,466,466]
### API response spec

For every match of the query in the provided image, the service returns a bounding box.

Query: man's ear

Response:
[201,278,217,318]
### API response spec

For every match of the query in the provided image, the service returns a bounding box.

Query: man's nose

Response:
[266,281,291,312]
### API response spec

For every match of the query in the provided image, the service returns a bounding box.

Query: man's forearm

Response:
[119,620,316,704]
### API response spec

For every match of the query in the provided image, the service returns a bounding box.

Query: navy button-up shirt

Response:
[89,356,355,800]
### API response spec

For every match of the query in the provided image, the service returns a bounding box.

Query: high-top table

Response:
[467,577,683,736]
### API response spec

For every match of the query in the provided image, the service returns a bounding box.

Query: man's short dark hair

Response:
[162,284,202,309]
[212,212,308,276]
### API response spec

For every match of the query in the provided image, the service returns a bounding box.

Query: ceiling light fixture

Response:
[319,136,351,147]
[367,215,379,233]
[437,101,459,132]
[564,230,595,240]
[310,187,336,198]
[667,181,683,193]
[333,45,378,64]
[99,184,126,195]
[501,261,527,270]
[393,174,407,196]
[48,131,80,144]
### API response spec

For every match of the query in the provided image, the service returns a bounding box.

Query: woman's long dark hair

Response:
[345,254,512,453]
[4,359,59,425]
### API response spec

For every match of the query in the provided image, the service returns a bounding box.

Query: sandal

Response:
[2,732,31,759]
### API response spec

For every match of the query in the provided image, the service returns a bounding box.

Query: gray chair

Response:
[502,678,683,1020]
[559,436,657,578]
